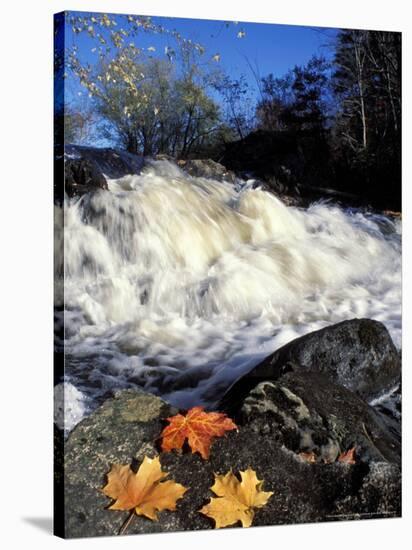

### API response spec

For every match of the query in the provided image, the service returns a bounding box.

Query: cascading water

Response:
[54,160,401,431]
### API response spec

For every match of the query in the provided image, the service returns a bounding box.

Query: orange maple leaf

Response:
[338,447,356,464]
[298,451,317,463]
[160,406,237,459]
[102,456,187,521]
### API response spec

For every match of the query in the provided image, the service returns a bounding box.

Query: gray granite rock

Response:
[177,158,236,183]
[240,372,400,465]
[61,384,400,538]
[61,145,237,201]
[63,144,144,198]
[63,389,175,538]
[219,319,401,412]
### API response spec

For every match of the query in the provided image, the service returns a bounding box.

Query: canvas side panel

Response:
[53,10,66,539]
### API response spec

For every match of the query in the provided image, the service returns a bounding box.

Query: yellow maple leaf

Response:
[102,455,187,521]
[200,468,273,528]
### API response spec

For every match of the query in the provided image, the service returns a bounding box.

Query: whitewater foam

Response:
[55,160,401,428]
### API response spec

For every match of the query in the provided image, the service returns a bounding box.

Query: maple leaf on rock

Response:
[102,456,187,521]
[338,447,356,465]
[298,451,317,463]
[161,406,237,459]
[200,468,273,528]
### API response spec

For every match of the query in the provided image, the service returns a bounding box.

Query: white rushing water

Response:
[55,160,401,431]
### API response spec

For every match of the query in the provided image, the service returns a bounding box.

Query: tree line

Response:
[253,30,401,205]
[61,15,401,206]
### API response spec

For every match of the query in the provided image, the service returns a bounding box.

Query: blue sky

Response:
[154,16,338,84]
[64,11,339,105]
[62,11,340,148]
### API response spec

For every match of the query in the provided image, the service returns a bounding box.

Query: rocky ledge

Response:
[218,318,401,412]
[58,145,237,200]
[59,319,401,538]
[62,144,144,199]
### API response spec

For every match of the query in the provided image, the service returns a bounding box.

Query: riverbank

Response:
[54,145,402,537]
[58,330,401,538]
[54,145,401,433]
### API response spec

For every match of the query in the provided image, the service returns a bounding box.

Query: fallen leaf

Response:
[161,406,237,459]
[102,455,187,521]
[338,447,356,465]
[298,451,317,463]
[200,468,273,528]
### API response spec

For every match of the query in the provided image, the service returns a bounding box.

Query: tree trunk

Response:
[181,108,194,158]
[126,132,138,154]
[355,40,368,149]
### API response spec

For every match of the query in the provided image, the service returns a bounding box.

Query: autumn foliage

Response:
[200,468,273,528]
[298,447,357,465]
[298,451,317,463]
[338,447,356,464]
[160,406,237,459]
[102,404,358,532]
[102,456,187,521]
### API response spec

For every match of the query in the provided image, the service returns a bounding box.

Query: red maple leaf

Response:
[160,406,237,459]
[338,447,356,464]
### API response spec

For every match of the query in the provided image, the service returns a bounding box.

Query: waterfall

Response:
[55,160,401,431]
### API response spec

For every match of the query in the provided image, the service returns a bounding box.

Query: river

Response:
[54,160,401,431]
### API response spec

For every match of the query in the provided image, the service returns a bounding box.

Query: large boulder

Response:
[61,145,145,199]
[219,319,400,413]
[64,156,109,198]
[61,384,400,538]
[240,372,400,464]
[177,158,236,183]
[63,390,177,538]
[58,145,237,201]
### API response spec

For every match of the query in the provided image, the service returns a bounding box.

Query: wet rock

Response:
[58,145,236,200]
[355,461,401,518]
[62,384,400,538]
[63,390,176,538]
[239,372,400,465]
[62,145,144,199]
[64,156,109,198]
[211,430,400,526]
[177,158,236,183]
[219,319,400,412]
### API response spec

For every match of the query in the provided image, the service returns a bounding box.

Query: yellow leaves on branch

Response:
[102,456,187,521]
[200,468,273,528]
[160,406,237,459]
